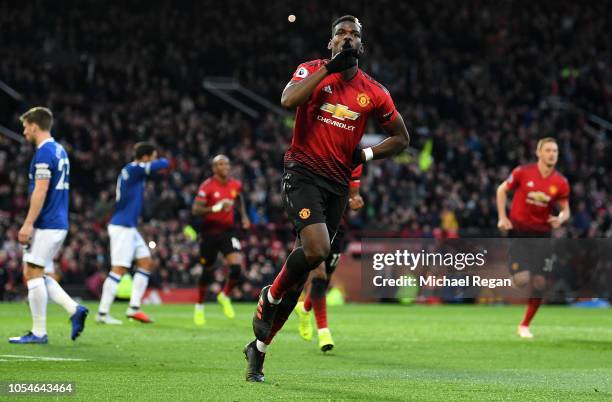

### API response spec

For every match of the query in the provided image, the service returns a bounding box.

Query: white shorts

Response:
[23,229,67,268]
[44,262,56,275]
[108,224,151,267]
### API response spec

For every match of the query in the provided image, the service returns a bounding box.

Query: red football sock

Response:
[310,278,328,329]
[303,293,312,312]
[222,264,241,296]
[520,297,542,327]
[197,284,207,304]
[312,297,328,329]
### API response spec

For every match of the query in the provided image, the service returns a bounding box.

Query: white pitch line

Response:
[0,355,87,362]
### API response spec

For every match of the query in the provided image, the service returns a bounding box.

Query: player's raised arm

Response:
[18,176,50,244]
[149,157,170,172]
[281,46,361,108]
[281,67,328,109]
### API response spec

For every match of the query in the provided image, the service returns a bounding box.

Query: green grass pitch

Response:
[0,302,611,401]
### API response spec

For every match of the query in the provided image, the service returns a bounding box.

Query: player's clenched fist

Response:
[497,216,513,231]
[348,194,364,211]
[211,199,234,213]
[325,46,361,73]
[18,222,33,245]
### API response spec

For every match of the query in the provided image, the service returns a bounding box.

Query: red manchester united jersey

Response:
[285,59,398,185]
[506,163,570,232]
[195,176,242,234]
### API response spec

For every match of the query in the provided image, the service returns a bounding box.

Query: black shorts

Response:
[325,228,347,276]
[199,231,241,266]
[507,231,553,276]
[281,165,348,238]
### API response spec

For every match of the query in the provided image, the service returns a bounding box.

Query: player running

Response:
[496,137,571,339]
[95,142,169,324]
[192,155,250,326]
[9,107,88,344]
[294,165,364,351]
[244,15,410,382]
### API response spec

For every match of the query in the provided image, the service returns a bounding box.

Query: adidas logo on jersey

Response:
[323,85,332,94]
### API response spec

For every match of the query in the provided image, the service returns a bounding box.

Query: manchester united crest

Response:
[549,185,558,196]
[299,208,311,220]
[356,93,370,107]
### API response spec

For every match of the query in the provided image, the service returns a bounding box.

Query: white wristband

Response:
[363,147,374,162]
[211,202,223,213]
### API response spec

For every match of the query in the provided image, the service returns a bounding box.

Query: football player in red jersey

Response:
[496,137,571,339]
[192,155,250,326]
[294,165,364,352]
[244,15,410,382]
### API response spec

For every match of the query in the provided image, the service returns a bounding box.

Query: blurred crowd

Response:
[0,0,610,299]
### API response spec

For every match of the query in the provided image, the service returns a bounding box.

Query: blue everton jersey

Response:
[110,158,169,227]
[28,138,70,229]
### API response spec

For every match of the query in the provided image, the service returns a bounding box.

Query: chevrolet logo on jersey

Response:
[320,103,360,121]
[526,191,552,207]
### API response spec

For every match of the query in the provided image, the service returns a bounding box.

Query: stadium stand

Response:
[0,1,609,299]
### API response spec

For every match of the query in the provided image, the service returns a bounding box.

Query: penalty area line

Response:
[0,355,87,362]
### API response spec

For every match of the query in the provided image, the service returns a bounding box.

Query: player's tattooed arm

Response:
[363,113,410,161]
[18,179,50,244]
[281,67,329,108]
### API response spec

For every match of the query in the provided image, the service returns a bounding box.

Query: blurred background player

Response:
[496,137,571,339]
[192,154,250,326]
[96,142,169,324]
[9,107,88,344]
[245,15,410,382]
[294,165,364,351]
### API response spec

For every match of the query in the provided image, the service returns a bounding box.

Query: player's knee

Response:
[532,276,546,291]
[512,272,530,288]
[311,263,327,280]
[111,266,129,276]
[23,264,44,281]
[198,269,215,286]
[303,242,330,268]
[136,257,154,271]
[228,264,241,280]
